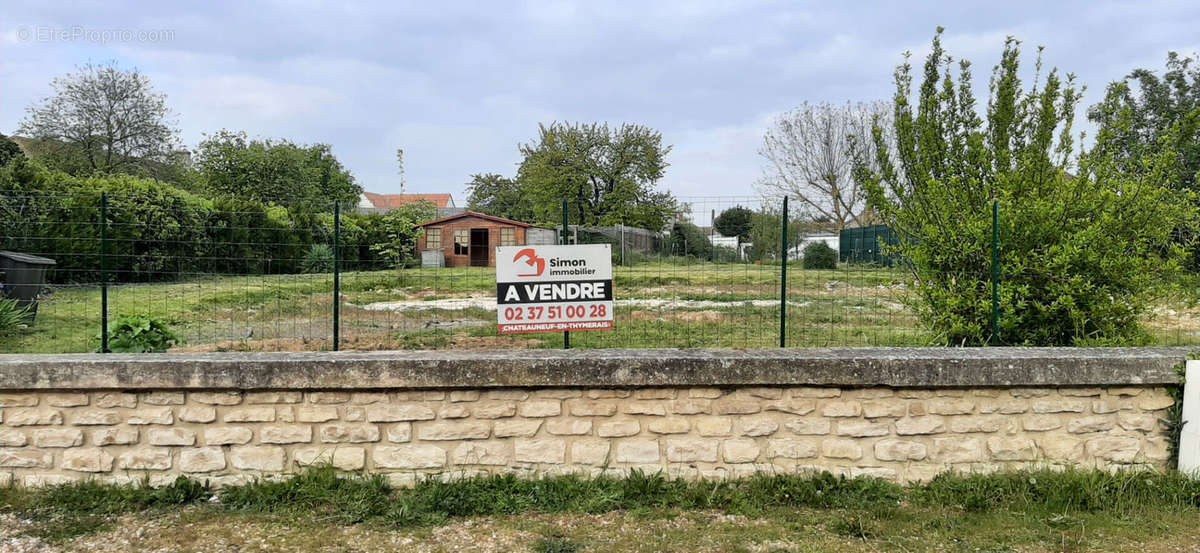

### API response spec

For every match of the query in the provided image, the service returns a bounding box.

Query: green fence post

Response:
[991,199,999,346]
[100,192,109,353]
[710,209,715,262]
[780,196,788,348]
[333,201,341,352]
[562,199,570,350]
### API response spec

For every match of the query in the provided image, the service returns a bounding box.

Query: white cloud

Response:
[2,0,1199,203]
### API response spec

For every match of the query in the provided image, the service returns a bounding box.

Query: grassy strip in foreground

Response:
[3,467,1199,546]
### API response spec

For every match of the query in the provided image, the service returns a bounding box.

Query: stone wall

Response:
[0,349,1184,487]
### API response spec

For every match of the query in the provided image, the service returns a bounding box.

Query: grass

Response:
[3,260,1200,353]
[0,475,211,542]
[3,467,1199,551]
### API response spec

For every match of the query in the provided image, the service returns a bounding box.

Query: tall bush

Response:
[669,221,713,259]
[370,201,438,268]
[802,242,837,270]
[853,29,1194,346]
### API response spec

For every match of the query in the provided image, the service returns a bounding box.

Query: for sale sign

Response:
[496,244,614,334]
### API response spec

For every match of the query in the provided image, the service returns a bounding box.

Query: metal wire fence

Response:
[1,190,1197,353]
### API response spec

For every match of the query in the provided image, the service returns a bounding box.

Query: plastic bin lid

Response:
[0,251,57,265]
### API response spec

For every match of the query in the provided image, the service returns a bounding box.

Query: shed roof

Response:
[363,193,454,209]
[416,211,542,228]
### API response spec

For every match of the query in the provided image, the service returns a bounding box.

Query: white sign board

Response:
[496,244,614,334]
[1181,360,1200,474]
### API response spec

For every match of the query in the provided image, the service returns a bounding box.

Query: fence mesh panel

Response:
[1,190,1196,353]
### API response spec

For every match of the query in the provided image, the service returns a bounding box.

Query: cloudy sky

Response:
[2,1,1198,202]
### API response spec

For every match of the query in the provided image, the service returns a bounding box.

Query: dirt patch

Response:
[1148,306,1200,331]
[171,338,333,353]
[632,310,724,323]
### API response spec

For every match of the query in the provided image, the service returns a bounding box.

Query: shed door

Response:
[470,228,489,266]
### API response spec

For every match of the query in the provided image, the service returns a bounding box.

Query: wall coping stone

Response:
[0,348,1187,391]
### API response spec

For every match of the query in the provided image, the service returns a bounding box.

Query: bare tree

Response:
[19,61,179,175]
[757,101,892,230]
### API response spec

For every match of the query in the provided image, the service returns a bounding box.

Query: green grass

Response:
[0,475,210,542]
[3,467,1199,549]
[4,260,1200,353]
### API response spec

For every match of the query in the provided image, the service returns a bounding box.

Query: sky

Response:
[2,1,1198,204]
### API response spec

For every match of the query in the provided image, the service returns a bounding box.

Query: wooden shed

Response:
[415,211,557,268]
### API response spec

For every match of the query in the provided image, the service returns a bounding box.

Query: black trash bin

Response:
[0,251,57,322]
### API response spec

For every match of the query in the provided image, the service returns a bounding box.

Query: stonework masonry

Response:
[0,349,1184,487]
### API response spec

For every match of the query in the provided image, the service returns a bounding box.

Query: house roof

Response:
[362,192,454,209]
[416,211,540,228]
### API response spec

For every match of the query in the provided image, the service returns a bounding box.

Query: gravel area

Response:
[0,514,56,553]
[5,508,1200,552]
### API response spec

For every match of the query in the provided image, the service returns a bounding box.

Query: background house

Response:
[357,192,463,218]
[416,211,557,268]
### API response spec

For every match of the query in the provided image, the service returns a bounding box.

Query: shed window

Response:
[500,227,517,246]
[454,229,469,255]
[425,228,442,249]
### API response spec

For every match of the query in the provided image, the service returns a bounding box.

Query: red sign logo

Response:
[513,248,546,277]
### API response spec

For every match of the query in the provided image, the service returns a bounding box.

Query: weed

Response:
[0,297,31,334]
[532,535,583,553]
[830,513,878,540]
[99,314,184,352]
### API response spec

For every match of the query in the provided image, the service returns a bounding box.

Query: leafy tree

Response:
[465,173,536,221]
[0,133,23,167]
[745,209,805,262]
[370,201,437,268]
[517,122,677,230]
[713,206,754,249]
[18,62,180,176]
[1088,52,1200,191]
[1088,53,1200,271]
[758,102,892,230]
[194,130,361,205]
[852,28,1193,346]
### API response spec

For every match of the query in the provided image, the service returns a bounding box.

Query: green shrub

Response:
[99,315,183,353]
[370,201,438,268]
[802,242,838,270]
[301,244,335,273]
[0,297,30,334]
[669,221,713,259]
[854,29,1194,346]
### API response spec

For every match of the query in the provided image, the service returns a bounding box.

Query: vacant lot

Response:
[5,260,1200,353]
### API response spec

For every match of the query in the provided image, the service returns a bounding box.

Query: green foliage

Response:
[0,476,209,543]
[5,466,1200,546]
[0,133,23,167]
[301,244,334,273]
[17,61,180,178]
[853,28,1195,346]
[1089,52,1200,192]
[803,242,838,270]
[714,205,754,244]
[746,208,805,262]
[369,201,437,268]
[517,122,678,230]
[0,298,31,334]
[465,173,537,222]
[669,221,713,259]
[0,161,395,283]
[1089,53,1200,272]
[99,314,183,352]
[532,536,583,553]
[194,130,361,206]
